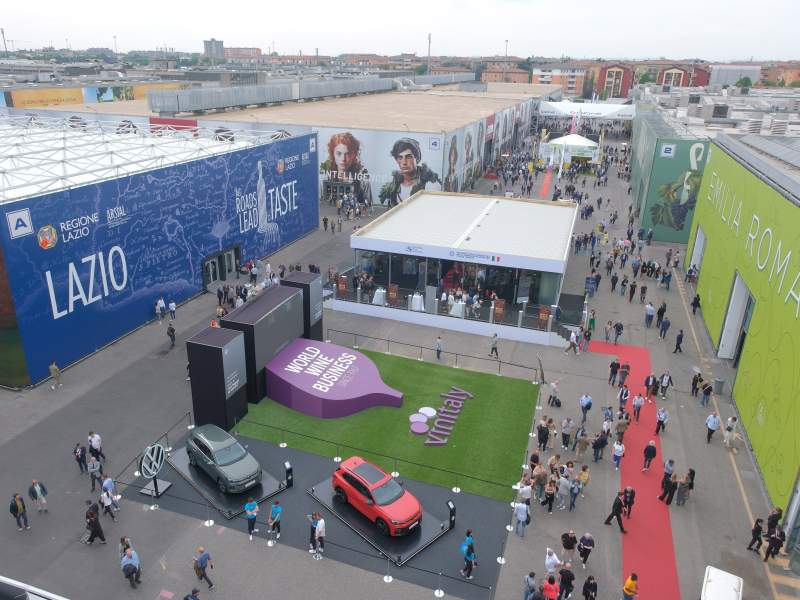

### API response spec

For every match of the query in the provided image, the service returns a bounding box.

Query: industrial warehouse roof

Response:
[38,90,533,132]
[0,114,287,203]
[351,192,578,273]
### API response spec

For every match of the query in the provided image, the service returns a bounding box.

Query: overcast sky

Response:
[3,0,798,61]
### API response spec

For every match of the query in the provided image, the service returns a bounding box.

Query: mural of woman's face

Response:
[333,143,353,172]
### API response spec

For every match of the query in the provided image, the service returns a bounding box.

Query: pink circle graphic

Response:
[418,407,437,418]
[410,421,429,435]
[409,413,428,423]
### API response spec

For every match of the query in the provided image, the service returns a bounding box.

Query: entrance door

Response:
[718,274,752,360]
[205,258,219,285]
[689,227,707,277]
[732,295,755,367]
[224,250,236,275]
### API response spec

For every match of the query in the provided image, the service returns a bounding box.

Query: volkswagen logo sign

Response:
[139,443,166,479]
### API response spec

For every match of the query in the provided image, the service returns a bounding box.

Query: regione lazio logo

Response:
[37,225,58,250]
[265,339,403,418]
[6,208,34,239]
[276,159,285,174]
[309,138,316,153]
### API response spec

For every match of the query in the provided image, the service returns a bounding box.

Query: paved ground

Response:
[0,144,797,600]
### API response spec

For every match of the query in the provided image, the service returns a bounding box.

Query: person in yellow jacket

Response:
[622,572,639,600]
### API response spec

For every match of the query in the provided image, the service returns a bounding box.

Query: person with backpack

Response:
[74,443,88,474]
[613,321,624,344]
[167,322,176,349]
[184,589,201,600]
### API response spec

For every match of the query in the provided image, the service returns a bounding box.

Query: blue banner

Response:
[1,133,319,383]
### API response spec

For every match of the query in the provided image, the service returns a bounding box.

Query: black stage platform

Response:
[166,447,287,519]
[123,436,509,599]
[308,477,451,566]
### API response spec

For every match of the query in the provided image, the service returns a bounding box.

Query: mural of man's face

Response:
[333,143,353,171]
[395,149,418,177]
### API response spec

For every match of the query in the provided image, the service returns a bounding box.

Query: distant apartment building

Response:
[203,39,225,60]
[335,54,390,68]
[224,47,262,60]
[530,63,586,97]
[761,62,800,85]
[657,64,710,87]
[389,53,423,69]
[481,65,529,84]
[431,65,474,76]
[709,64,762,86]
[597,63,634,98]
[263,54,331,67]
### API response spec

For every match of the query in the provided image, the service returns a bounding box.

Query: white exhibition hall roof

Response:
[351,192,578,273]
[0,113,288,204]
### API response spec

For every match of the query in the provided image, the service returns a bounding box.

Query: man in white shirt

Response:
[723,416,738,449]
[706,412,721,444]
[564,330,579,355]
[513,501,529,537]
[88,431,106,462]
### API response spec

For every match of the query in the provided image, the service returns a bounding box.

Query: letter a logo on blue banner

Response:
[6,208,34,239]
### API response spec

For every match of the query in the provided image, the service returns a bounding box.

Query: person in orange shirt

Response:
[542,574,560,600]
[623,572,639,600]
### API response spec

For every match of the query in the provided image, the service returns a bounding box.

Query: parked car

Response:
[332,456,422,536]
[186,424,261,494]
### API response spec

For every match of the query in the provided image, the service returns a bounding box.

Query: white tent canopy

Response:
[538,100,635,120]
[549,134,598,148]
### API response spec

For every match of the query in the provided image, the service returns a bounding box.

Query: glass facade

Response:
[345,249,563,330]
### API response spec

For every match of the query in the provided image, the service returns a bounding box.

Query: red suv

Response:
[332,456,422,536]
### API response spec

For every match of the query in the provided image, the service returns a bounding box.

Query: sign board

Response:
[140,443,166,479]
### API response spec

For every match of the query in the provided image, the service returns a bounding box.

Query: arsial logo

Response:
[276,159,285,174]
[409,386,473,446]
[37,225,58,250]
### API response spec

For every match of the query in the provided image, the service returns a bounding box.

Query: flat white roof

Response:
[351,192,578,273]
[0,113,289,203]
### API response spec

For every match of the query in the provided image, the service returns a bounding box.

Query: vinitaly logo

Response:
[408,387,473,446]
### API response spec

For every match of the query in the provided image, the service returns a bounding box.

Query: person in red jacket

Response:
[542,574,560,600]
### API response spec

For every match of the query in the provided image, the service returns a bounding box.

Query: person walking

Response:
[655,302,667,328]
[514,500,530,537]
[764,527,786,562]
[167,322,176,349]
[461,543,477,579]
[548,381,561,407]
[100,488,116,522]
[577,533,594,569]
[658,473,678,505]
[579,394,592,423]
[84,503,106,545]
[658,371,674,399]
[268,500,282,540]
[675,473,692,506]
[102,475,120,511]
[48,361,63,390]
[622,573,639,600]
[577,465,590,498]
[88,457,103,492]
[591,433,607,464]
[28,479,48,513]
[655,407,669,435]
[74,443,88,474]
[618,362,631,388]
[747,518,764,552]
[642,440,657,472]
[557,473,571,511]
[193,547,214,590]
[659,316,671,339]
[9,494,30,531]
[544,547,562,575]
[569,477,581,511]
[522,572,538,600]
[617,385,630,415]
[608,359,620,386]
[612,440,625,471]
[579,328,592,352]
[691,294,701,315]
[561,417,575,449]
[613,321,624,344]
[700,379,713,407]
[673,330,684,353]
[628,280,637,303]
[622,486,636,518]
[722,416,739,449]
[88,431,106,463]
[632,393,644,422]
[537,419,550,452]
[604,491,627,533]
[244,497,259,541]
[706,412,721,443]
[169,300,177,319]
[581,575,598,600]
[121,547,142,588]
[691,372,703,397]
[565,330,579,355]
[541,479,557,514]
[306,512,325,557]
[561,530,578,562]
[543,576,560,600]
[558,564,575,600]
[490,333,499,359]
[436,336,443,360]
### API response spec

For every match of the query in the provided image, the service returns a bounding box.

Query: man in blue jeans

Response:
[193,547,214,590]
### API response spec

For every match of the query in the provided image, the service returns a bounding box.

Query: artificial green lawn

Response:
[0,328,30,387]
[238,350,538,502]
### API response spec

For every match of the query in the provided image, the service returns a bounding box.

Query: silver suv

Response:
[186,424,262,494]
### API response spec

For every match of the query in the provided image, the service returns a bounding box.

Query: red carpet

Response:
[589,341,681,600]
[537,169,553,198]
